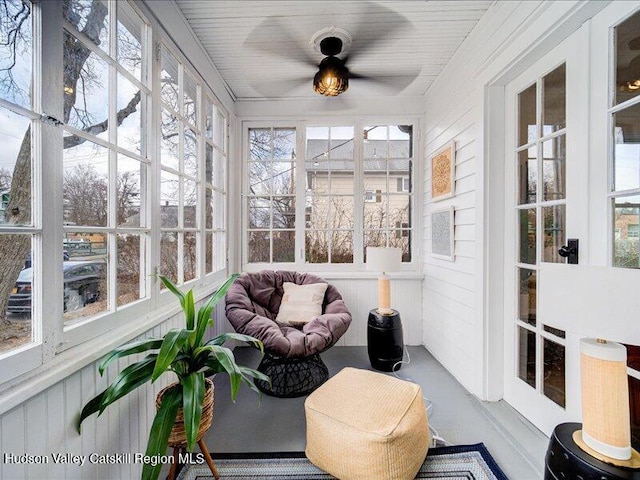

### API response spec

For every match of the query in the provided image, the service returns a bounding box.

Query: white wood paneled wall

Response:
[325,277,423,347]
[421,0,608,400]
[0,303,229,480]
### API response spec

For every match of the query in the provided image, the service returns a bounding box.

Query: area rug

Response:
[176,443,508,479]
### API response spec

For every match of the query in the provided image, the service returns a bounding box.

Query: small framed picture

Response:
[431,207,455,261]
[430,141,455,201]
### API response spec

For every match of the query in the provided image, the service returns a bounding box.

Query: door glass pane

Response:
[518,268,536,326]
[518,326,536,388]
[542,135,566,201]
[544,339,566,408]
[614,10,640,106]
[542,205,566,263]
[518,84,537,146]
[613,195,640,268]
[518,148,537,205]
[613,102,640,191]
[519,208,536,264]
[542,64,566,133]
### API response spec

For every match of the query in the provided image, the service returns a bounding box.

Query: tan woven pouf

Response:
[305,367,429,480]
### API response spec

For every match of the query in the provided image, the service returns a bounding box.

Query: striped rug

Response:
[177,443,509,479]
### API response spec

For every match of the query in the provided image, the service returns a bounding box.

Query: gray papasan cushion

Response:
[225,271,352,358]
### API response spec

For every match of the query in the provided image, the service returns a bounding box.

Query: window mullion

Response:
[41,0,64,359]
[353,120,364,265]
[295,122,305,266]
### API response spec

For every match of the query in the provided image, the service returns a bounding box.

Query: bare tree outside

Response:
[0,0,143,350]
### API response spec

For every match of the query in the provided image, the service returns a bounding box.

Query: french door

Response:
[503,29,588,434]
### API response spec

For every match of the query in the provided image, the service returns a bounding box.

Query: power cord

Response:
[388,346,450,448]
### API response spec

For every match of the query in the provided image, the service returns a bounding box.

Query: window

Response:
[611,10,640,268]
[62,0,151,321]
[0,0,230,383]
[306,126,354,264]
[0,0,38,358]
[363,125,413,261]
[244,122,416,267]
[247,127,296,263]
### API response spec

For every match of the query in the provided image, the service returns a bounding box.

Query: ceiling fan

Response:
[243,2,418,98]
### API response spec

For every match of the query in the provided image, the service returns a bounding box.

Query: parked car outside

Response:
[23,250,70,269]
[8,260,105,314]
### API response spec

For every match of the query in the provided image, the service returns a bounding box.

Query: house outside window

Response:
[244,121,416,267]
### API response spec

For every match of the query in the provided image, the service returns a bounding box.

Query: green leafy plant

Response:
[77,274,268,480]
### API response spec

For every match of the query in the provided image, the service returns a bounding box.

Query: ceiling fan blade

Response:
[350,72,420,94]
[345,1,412,64]
[249,76,310,98]
[244,17,317,68]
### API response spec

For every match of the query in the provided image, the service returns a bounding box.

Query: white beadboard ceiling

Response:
[174,0,494,100]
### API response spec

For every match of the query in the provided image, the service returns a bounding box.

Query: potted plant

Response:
[77,274,268,480]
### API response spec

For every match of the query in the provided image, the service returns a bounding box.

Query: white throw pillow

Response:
[276,282,328,327]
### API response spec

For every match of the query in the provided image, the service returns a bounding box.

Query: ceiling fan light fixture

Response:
[313,56,349,96]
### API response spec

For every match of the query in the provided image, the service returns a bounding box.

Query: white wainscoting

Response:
[321,276,423,347]
[0,303,230,480]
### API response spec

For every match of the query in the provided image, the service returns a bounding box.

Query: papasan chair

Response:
[225,270,351,397]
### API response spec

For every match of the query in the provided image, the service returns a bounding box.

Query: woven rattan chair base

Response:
[256,353,329,398]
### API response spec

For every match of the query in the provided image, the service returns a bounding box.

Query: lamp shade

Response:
[366,247,401,273]
[579,338,631,460]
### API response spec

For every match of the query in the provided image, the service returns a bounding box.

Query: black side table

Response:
[545,423,640,480]
[367,309,403,372]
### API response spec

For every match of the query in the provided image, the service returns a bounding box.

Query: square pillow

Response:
[275,282,328,327]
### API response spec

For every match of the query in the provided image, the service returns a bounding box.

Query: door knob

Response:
[558,246,575,257]
[558,239,579,264]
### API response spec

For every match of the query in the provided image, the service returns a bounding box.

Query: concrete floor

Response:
[203,346,548,479]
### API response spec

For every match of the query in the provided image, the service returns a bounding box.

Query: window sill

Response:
[0,279,226,417]
[242,264,424,281]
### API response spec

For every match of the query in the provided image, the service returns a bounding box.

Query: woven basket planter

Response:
[156,378,214,447]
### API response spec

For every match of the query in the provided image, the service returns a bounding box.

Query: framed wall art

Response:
[431,207,455,261]
[430,141,455,201]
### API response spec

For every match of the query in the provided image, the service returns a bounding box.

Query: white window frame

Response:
[241,118,420,272]
[607,7,640,268]
[0,0,231,387]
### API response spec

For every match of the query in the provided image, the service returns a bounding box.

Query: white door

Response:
[503,28,589,435]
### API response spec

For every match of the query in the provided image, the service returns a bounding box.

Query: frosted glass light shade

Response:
[366,247,401,273]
